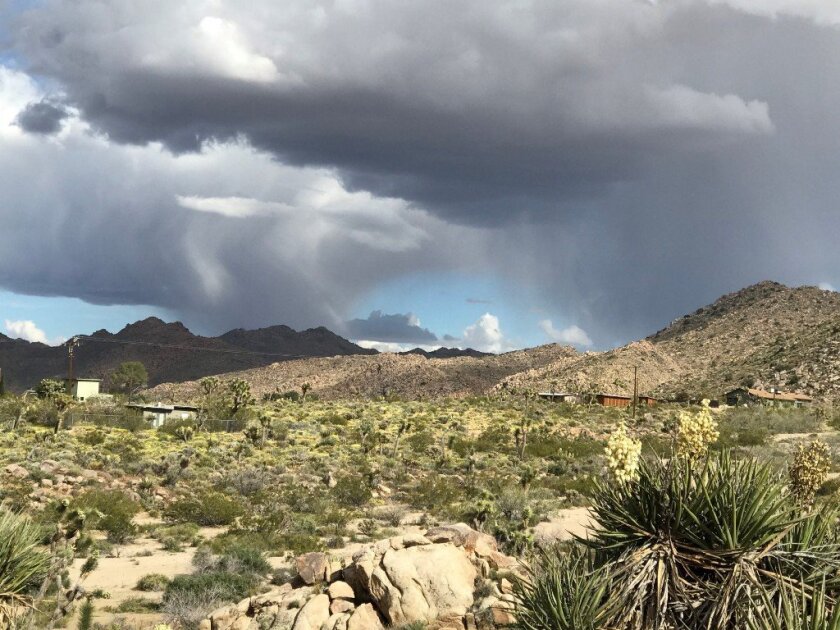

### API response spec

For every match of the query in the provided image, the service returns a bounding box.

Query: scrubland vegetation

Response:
[0,380,839,628]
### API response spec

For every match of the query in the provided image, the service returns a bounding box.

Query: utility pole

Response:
[632,365,638,420]
[67,337,80,383]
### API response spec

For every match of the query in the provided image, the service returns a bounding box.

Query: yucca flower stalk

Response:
[605,423,642,485]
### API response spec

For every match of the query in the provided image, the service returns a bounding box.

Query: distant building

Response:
[594,393,657,408]
[725,387,813,408]
[65,378,101,401]
[596,393,633,408]
[126,403,198,428]
[537,392,579,404]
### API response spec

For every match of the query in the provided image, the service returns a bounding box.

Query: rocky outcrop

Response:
[201,524,519,630]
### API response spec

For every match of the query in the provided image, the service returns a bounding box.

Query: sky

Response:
[1,0,839,352]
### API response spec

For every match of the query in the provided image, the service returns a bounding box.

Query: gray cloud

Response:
[344,311,438,344]
[3,1,840,344]
[13,0,775,226]
[15,100,69,134]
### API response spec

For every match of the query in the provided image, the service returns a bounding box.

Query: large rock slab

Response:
[371,543,477,625]
[347,603,385,630]
[292,594,330,630]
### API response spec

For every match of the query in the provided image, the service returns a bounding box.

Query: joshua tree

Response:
[226,378,254,415]
[392,418,411,458]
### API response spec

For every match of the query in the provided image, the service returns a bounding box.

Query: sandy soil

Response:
[533,507,594,543]
[68,525,226,628]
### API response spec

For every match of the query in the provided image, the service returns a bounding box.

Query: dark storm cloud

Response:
[344,311,438,344]
[4,1,840,344]
[15,100,68,134]
[13,1,774,225]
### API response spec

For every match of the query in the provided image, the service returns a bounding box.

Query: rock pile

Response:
[201,524,519,630]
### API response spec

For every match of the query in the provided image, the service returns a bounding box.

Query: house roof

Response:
[597,393,633,400]
[126,403,174,413]
[65,378,101,383]
[727,387,812,402]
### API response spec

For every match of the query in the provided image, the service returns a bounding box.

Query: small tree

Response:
[35,378,66,399]
[110,361,148,401]
[225,379,254,416]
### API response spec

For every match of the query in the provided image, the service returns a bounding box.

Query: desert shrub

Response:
[108,597,160,613]
[163,572,255,629]
[408,475,464,516]
[193,544,271,577]
[152,523,201,551]
[379,505,406,527]
[331,474,372,508]
[72,489,141,543]
[136,573,170,591]
[218,467,270,496]
[164,490,244,526]
[158,417,196,437]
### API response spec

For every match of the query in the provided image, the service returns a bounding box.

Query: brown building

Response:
[596,393,633,407]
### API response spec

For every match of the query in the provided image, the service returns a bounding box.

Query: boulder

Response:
[347,604,384,630]
[328,581,355,601]
[368,543,477,625]
[292,594,331,630]
[330,598,355,614]
[4,464,28,479]
[296,552,330,584]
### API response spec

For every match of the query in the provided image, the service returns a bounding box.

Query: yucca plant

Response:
[513,545,615,630]
[0,509,50,623]
[584,450,840,629]
[749,580,840,630]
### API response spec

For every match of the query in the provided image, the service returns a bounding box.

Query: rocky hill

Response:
[0,317,378,392]
[146,281,840,402]
[499,281,840,401]
[146,343,579,401]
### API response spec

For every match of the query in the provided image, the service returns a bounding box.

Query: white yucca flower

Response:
[605,423,642,485]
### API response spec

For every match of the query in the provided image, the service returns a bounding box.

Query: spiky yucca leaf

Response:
[0,509,50,620]
[513,545,615,630]
[749,581,840,630]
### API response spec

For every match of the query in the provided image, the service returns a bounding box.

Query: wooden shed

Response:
[596,393,633,408]
[537,392,579,404]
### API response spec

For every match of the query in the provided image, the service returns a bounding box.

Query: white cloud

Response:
[645,84,774,134]
[3,319,64,345]
[538,319,593,347]
[708,0,840,26]
[461,313,511,353]
[819,282,836,292]
[355,340,442,353]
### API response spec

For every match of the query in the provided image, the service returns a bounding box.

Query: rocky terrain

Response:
[203,524,518,630]
[147,343,579,401]
[147,281,840,403]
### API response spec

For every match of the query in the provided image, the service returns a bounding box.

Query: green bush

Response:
[136,573,170,591]
[164,491,244,526]
[72,489,141,544]
[163,571,256,606]
[331,474,372,508]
